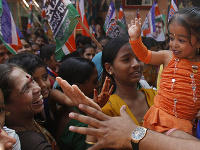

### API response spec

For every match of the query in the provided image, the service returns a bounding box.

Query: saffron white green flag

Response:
[0,0,22,55]
[44,0,80,61]
[117,4,127,36]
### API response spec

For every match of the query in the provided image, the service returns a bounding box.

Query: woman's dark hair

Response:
[0,63,22,104]
[142,37,159,50]
[20,37,32,47]
[58,57,95,85]
[75,36,92,47]
[101,37,129,92]
[7,52,47,76]
[102,37,129,78]
[169,7,200,45]
[40,44,56,60]
[81,44,95,56]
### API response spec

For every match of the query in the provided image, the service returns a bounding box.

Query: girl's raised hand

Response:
[128,18,142,41]
[93,77,113,108]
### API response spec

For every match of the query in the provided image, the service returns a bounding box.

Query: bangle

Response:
[85,140,97,145]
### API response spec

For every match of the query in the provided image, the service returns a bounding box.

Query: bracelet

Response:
[85,140,97,145]
[165,128,177,135]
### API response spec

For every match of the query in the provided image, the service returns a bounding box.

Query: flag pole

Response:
[74,1,79,38]
[76,17,103,51]
[20,2,42,27]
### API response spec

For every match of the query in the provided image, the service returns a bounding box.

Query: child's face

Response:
[32,67,51,99]
[168,21,200,59]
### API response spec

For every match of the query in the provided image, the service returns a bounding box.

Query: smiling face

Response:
[18,39,33,54]
[32,67,51,99]
[6,67,43,118]
[108,44,143,86]
[169,21,200,60]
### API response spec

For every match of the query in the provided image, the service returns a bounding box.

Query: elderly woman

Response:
[0,63,59,150]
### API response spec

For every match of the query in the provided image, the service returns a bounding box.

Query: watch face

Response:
[132,127,146,140]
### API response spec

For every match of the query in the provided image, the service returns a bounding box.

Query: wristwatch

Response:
[131,127,148,150]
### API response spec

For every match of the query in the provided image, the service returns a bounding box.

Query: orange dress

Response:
[143,55,200,135]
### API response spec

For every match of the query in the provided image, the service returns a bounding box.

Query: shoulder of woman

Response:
[17,131,52,150]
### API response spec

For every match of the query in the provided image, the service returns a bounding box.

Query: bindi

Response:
[26,75,32,82]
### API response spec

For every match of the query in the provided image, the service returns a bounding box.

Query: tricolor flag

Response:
[168,0,178,22]
[145,2,165,41]
[41,3,47,33]
[0,0,22,54]
[76,0,90,37]
[141,1,161,36]
[103,1,121,38]
[136,8,140,19]
[27,0,33,34]
[44,0,79,61]
[117,5,127,36]
[61,34,76,56]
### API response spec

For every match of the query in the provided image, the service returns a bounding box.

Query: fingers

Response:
[135,18,141,26]
[108,85,114,95]
[93,89,98,104]
[69,112,103,128]
[78,104,109,121]
[87,142,104,150]
[120,105,128,117]
[73,85,101,111]
[101,77,110,92]
[69,125,100,137]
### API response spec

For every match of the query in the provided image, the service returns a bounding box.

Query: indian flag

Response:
[117,4,127,36]
[0,0,22,54]
[44,0,79,61]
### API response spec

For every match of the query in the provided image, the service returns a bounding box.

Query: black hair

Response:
[101,36,130,92]
[169,7,200,45]
[75,36,92,47]
[7,52,47,76]
[58,57,95,86]
[97,35,111,43]
[60,51,80,62]
[81,44,95,56]
[20,37,32,47]
[0,63,22,104]
[40,44,56,60]
[142,37,159,50]
[102,36,129,76]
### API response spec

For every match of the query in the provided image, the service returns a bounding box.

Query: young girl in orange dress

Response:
[128,7,200,137]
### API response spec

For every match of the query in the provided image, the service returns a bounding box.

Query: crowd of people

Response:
[0,6,199,150]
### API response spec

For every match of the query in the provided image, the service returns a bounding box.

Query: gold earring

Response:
[6,112,11,116]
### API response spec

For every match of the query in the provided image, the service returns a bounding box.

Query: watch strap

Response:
[131,141,139,150]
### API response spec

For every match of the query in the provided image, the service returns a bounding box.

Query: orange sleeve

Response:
[129,37,151,64]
